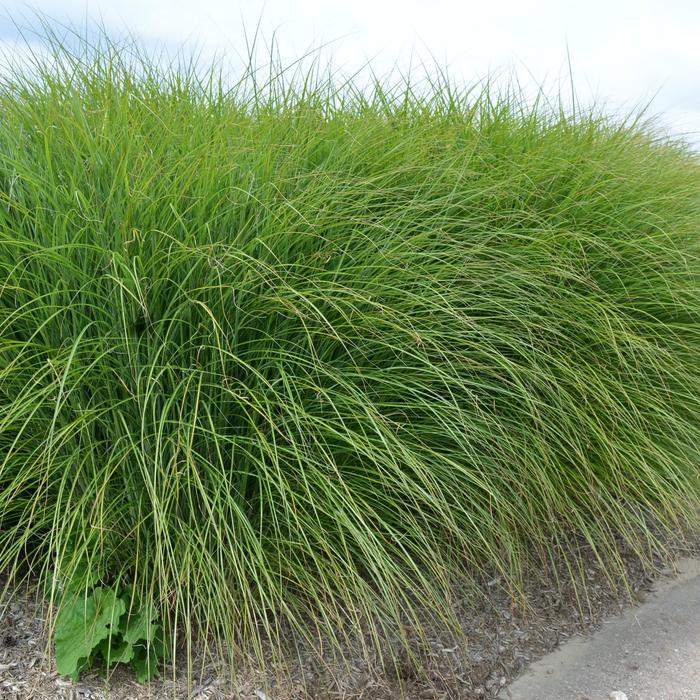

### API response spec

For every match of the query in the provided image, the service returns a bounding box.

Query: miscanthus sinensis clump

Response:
[1,30,699,676]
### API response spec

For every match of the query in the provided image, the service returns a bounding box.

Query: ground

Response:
[4,538,691,699]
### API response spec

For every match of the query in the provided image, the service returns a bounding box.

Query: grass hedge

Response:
[1,31,699,674]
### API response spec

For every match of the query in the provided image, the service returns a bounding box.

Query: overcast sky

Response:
[1,1,699,146]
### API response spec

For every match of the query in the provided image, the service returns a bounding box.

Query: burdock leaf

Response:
[131,643,161,682]
[54,588,126,680]
[121,603,159,645]
[98,636,135,665]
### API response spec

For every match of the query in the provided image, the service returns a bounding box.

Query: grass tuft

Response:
[1,25,699,681]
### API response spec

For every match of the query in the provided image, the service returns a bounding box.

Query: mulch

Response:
[1,537,696,699]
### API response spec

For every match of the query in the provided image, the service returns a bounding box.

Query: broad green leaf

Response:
[131,644,160,682]
[54,588,126,680]
[122,603,159,645]
[98,636,135,665]
[63,559,103,594]
[151,626,171,662]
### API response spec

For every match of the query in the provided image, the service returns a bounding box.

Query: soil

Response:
[1,538,698,700]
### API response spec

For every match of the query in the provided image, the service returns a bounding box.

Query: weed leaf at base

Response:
[54,588,126,680]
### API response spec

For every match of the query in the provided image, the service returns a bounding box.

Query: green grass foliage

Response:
[1,29,699,675]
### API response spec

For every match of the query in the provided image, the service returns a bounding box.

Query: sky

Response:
[1,0,699,146]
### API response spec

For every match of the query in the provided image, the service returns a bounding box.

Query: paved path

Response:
[499,558,700,700]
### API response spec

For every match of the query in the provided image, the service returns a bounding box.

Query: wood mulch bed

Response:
[2,537,696,699]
